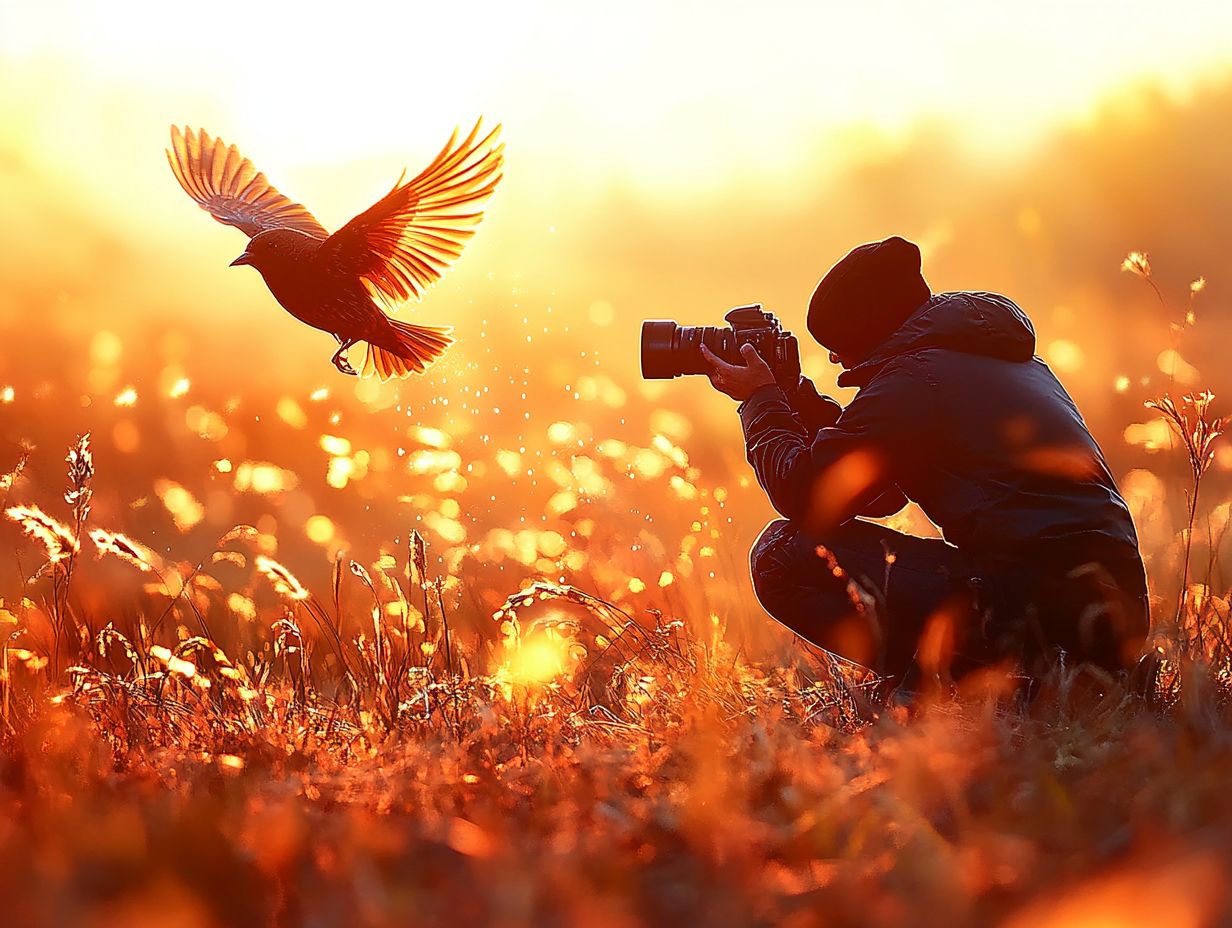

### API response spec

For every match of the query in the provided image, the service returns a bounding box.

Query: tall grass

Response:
[0,255,1229,925]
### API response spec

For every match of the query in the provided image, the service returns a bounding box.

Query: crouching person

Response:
[703,236,1148,685]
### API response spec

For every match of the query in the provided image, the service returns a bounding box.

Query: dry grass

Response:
[0,253,1230,927]
[0,425,1230,928]
[2,607,1232,927]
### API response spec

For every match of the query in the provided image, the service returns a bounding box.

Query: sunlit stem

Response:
[1178,479,1202,629]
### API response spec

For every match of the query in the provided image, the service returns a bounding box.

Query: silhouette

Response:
[167,121,503,379]
[704,236,1148,685]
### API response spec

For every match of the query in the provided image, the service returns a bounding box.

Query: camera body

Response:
[641,304,801,388]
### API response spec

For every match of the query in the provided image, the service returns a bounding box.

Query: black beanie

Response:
[807,236,931,361]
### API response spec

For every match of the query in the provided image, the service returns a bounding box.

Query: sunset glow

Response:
[4,2,1232,924]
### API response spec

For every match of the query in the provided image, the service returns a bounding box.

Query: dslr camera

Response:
[641,304,801,389]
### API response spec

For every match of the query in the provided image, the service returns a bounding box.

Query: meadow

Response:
[4,75,1232,927]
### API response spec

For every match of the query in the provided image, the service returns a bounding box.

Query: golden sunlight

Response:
[5,2,1232,923]
[5,0,1232,207]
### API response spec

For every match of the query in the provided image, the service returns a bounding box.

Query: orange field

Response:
[5,8,1232,923]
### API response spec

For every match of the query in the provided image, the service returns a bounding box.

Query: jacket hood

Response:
[837,291,1036,388]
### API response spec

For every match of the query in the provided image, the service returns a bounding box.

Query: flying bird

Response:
[167,121,503,379]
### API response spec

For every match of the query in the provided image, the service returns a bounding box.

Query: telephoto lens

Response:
[640,321,683,379]
[641,304,798,383]
[640,321,734,379]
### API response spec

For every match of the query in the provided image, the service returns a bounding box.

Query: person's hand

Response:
[701,342,777,401]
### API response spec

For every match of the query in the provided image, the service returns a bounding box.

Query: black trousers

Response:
[750,519,1149,681]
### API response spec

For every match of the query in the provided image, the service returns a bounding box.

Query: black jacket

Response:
[739,291,1140,567]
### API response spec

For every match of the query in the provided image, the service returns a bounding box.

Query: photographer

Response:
[702,236,1148,685]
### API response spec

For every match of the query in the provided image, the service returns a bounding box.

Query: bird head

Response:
[230,229,319,271]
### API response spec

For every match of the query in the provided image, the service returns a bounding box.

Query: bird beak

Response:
[229,252,252,267]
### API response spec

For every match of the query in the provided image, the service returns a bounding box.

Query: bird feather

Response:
[166,126,329,240]
[317,119,504,305]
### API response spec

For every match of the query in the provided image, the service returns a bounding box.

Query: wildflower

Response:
[1148,392,1228,624]
[1146,392,1228,482]
[1121,251,1151,278]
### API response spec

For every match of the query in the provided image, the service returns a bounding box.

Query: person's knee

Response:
[750,520,795,595]
[750,519,885,669]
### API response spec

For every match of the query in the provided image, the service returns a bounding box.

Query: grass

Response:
[1,427,1230,928]
[2,628,1231,926]
[0,254,1229,926]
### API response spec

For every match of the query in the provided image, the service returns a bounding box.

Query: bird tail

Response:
[362,320,454,381]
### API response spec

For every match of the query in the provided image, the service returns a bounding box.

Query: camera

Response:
[641,304,801,388]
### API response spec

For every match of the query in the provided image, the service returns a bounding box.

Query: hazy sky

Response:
[2,0,1232,255]
[5,0,1232,192]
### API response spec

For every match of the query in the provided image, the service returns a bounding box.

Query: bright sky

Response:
[4,0,1232,201]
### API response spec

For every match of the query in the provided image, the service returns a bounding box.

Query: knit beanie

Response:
[806,236,931,361]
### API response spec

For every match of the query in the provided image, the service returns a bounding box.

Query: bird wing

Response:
[317,120,503,304]
[166,126,329,240]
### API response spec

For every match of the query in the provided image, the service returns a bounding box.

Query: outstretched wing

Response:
[166,126,329,240]
[318,119,503,303]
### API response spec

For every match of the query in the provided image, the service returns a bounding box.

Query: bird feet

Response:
[330,341,358,376]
